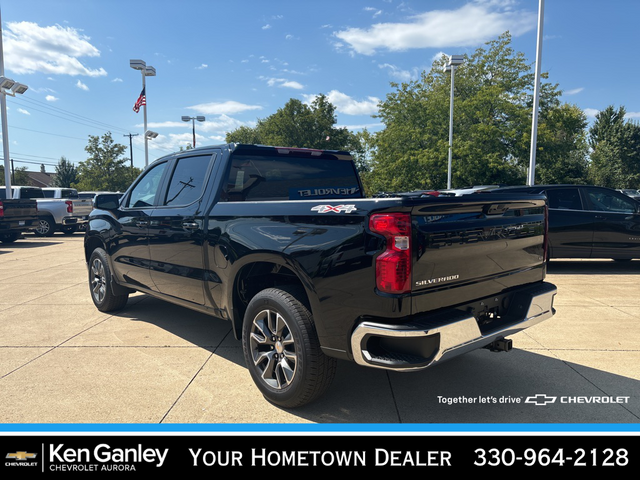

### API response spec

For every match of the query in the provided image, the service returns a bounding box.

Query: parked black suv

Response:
[491,184,640,260]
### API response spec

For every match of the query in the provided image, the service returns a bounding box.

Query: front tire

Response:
[242,287,336,408]
[88,247,129,312]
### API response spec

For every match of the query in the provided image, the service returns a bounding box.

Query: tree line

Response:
[46,32,639,195]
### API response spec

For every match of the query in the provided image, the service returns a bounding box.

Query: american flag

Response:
[133,87,146,113]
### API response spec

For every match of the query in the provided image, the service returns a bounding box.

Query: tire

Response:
[33,216,55,237]
[242,287,337,408]
[88,247,129,312]
[0,232,20,243]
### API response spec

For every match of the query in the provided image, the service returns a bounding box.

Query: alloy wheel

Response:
[249,309,297,389]
[90,258,107,304]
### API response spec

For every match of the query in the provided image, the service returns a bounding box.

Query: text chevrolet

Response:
[84,144,557,407]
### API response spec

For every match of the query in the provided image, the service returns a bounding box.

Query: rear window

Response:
[18,188,44,199]
[223,154,361,201]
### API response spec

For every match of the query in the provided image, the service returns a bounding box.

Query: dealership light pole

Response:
[181,116,205,148]
[444,55,464,190]
[0,10,29,198]
[528,0,545,186]
[130,59,156,167]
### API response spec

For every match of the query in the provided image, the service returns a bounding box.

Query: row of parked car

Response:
[439,184,640,262]
[0,187,121,242]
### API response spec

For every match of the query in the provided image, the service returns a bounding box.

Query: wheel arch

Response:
[229,257,316,340]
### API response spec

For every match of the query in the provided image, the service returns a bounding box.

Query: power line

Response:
[9,95,132,135]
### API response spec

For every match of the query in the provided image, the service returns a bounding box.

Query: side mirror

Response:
[93,193,121,211]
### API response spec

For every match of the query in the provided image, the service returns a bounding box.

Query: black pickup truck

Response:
[0,194,38,244]
[84,143,557,407]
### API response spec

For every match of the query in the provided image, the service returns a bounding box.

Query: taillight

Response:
[65,200,73,213]
[369,213,412,294]
[0,201,4,217]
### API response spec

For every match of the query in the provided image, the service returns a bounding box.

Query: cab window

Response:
[126,161,167,208]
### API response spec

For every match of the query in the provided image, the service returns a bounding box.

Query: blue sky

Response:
[2,0,640,174]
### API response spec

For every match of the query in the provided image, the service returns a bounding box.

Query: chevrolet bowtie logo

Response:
[525,394,557,406]
[6,451,37,460]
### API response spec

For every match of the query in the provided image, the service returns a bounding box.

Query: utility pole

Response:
[124,133,139,183]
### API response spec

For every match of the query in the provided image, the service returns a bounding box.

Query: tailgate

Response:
[72,199,93,217]
[411,194,547,308]
[0,199,38,227]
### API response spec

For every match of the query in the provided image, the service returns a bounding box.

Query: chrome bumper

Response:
[350,282,557,371]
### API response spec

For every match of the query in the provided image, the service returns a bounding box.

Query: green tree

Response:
[0,165,30,185]
[587,105,640,188]
[51,156,78,188]
[369,32,588,193]
[226,94,357,151]
[74,132,131,191]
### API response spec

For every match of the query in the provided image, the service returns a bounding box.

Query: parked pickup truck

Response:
[42,187,93,232]
[84,143,557,407]
[0,194,38,243]
[7,186,83,236]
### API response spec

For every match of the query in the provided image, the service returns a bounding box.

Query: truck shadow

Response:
[113,295,640,425]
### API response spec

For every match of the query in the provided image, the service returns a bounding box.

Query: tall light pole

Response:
[444,55,464,190]
[0,10,28,198]
[528,0,545,186]
[130,59,155,168]
[181,116,205,148]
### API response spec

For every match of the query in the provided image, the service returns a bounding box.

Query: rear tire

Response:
[0,232,20,243]
[88,247,129,312]
[242,287,336,408]
[33,216,55,237]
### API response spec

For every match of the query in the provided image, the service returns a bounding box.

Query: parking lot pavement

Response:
[0,233,639,426]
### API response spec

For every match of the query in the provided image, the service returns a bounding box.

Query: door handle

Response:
[135,220,148,227]
[182,221,199,230]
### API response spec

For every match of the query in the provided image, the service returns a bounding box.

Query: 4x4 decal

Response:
[311,204,357,214]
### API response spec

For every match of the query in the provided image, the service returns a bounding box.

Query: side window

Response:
[586,189,637,213]
[163,155,213,206]
[126,161,168,208]
[546,188,583,210]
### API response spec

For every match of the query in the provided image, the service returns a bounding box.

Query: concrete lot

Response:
[0,233,639,427]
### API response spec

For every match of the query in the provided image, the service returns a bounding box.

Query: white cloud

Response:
[334,2,535,55]
[583,108,599,118]
[378,63,419,82]
[45,95,58,102]
[187,100,263,115]
[564,87,584,95]
[142,115,249,134]
[4,21,107,76]
[337,122,384,130]
[76,80,89,91]
[626,111,640,119]
[261,77,304,89]
[304,90,380,115]
[196,63,208,70]
[111,77,123,82]
[262,24,271,30]
[17,108,30,115]
[364,7,383,18]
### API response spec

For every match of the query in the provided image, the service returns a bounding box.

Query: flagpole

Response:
[143,73,148,168]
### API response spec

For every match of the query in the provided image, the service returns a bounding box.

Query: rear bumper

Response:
[62,216,88,225]
[350,281,557,371]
